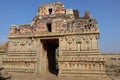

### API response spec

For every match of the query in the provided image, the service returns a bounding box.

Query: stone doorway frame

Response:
[40,39,59,75]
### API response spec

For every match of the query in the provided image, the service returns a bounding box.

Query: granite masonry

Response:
[0,2,120,80]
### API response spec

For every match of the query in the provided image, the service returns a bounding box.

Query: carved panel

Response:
[3,61,35,69]
[60,35,99,51]
[8,38,38,52]
[52,19,64,32]
[60,36,77,51]
[33,22,47,32]
[59,62,105,71]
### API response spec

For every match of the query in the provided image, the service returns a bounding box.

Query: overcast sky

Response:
[0,0,120,53]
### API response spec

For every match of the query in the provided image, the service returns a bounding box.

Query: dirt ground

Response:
[8,72,111,80]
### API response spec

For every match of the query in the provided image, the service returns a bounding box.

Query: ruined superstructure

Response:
[1,2,120,80]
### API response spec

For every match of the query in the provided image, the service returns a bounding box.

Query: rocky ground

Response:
[0,68,118,80]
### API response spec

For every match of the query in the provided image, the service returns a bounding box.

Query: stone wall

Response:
[2,38,40,72]
[59,35,99,52]
[2,2,120,80]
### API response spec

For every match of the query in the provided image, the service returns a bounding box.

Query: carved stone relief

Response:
[3,61,35,70]
[6,2,103,76]
[52,19,64,32]
[59,62,104,71]
[60,35,99,51]
[8,38,38,52]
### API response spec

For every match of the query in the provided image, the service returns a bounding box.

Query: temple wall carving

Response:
[2,57,37,72]
[59,62,105,71]
[4,2,117,79]
[60,34,99,52]
[52,19,64,32]
[8,38,38,53]
[3,61,35,69]
[3,38,41,72]
[3,61,36,72]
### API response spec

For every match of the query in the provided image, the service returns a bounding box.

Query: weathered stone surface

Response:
[0,67,11,80]
[0,2,119,80]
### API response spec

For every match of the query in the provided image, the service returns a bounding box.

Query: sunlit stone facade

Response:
[2,2,119,79]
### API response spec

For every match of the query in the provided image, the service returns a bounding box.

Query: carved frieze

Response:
[3,58,37,62]
[8,38,38,52]
[60,35,99,51]
[52,19,64,32]
[59,61,105,71]
[3,61,35,70]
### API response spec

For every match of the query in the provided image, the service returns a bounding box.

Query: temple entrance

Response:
[41,39,59,75]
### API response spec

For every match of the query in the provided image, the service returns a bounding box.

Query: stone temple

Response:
[0,2,120,80]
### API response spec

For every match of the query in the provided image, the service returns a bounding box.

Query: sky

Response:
[0,0,120,53]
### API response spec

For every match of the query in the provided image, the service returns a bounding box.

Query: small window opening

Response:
[47,23,52,32]
[49,8,52,14]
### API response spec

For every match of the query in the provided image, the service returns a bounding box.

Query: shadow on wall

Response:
[0,67,11,80]
[0,76,7,80]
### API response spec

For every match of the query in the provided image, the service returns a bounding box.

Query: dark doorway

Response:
[48,8,52,14]
[41,39,59,75]
[47,23,52,32]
